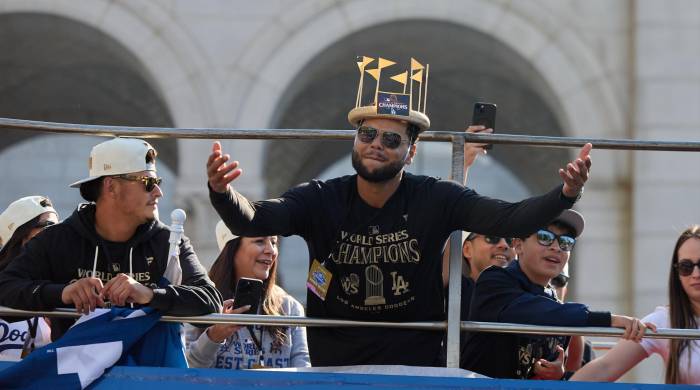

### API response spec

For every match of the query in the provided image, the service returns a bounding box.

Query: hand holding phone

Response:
[233,277,263,314]
[471,102,497,150]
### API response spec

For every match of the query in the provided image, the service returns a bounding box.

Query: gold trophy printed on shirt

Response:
[348,56,431,132]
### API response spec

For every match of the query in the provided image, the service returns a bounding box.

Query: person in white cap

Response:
[462,209,655,380]
[0,196,58,271]
[0,196,57,359]
[0,137,222,341]
[206,56,593,367]
[186,221,310,369]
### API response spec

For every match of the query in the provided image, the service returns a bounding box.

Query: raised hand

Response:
[464,126,492,169]
[207,141,243,193]
[61,277,105,314]
[560,143,592,198]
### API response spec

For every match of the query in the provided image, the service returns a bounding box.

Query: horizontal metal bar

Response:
[1,117,700,151]
[1,307,698,340]
[459,321,700,340]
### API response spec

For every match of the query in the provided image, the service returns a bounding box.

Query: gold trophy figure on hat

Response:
[348,56,431,132]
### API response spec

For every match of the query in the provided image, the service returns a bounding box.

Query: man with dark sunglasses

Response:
[462,209,653,379]
[0,138,222,340]
[207,58,593,367]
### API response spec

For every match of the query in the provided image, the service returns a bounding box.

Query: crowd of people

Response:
[0,65,698,385]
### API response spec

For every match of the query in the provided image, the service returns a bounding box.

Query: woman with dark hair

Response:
[0,196,58,359]
[187,221,310,369]
[572,226,700,384]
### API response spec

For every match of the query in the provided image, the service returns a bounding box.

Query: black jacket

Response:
[461,261,610,378]
[0,203,222,340]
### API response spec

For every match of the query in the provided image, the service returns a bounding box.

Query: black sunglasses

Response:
[115,175,163,192]
[674,260,700,277]
[467,233,513,247]
[535,229,576,252]
[357,126,409,149]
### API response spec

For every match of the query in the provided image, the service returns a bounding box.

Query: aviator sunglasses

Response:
[674,260,700,277]
[357,126,410,149]
[535,229,576,252]
[114,175,163,192]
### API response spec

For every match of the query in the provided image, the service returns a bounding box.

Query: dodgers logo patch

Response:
[377,92,409,116]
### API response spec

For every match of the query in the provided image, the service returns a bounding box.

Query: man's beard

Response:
[351,150,405,183]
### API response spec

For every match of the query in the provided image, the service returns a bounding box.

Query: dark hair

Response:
[666,225,700,384]
[79,177,105,202]
[208,237,287,345]
[0,214,43,272]
[406,123,421,145]
[145,149,157,164]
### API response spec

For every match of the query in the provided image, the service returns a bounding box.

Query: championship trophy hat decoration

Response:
[348,56,431,132]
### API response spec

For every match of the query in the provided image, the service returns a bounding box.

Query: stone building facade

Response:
[1,0,699,382]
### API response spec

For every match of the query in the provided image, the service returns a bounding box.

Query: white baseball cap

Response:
[0,196,57,245]
[215,220,238,251]
[69,138,157,188]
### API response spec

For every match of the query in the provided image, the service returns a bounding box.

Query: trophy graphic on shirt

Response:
[364,265,386,305]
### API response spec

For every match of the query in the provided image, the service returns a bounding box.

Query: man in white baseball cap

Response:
[0,137,222,341]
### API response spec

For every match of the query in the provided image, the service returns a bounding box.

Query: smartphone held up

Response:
[471,102,497,150]
[232,277,263,314]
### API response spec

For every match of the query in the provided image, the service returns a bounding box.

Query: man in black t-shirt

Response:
[206,57,592,367]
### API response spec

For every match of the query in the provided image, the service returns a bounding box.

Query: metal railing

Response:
[2,117,700,150]
[2,307,700,341]
[1,117,700,369]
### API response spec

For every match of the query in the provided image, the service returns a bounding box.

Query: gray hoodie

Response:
[186,293,310,369]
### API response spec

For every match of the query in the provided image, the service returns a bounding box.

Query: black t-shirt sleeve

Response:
[437,181,575,238]
[208,181,316,238]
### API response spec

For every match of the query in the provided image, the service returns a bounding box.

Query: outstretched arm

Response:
[444,143,593,238]
[570,340,649,382]
[206,141,312,238]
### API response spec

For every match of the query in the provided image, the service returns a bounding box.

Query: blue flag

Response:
[0,307,186,389]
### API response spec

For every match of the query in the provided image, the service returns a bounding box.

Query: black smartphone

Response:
[471,102,497,150]
[233,277,263,314]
